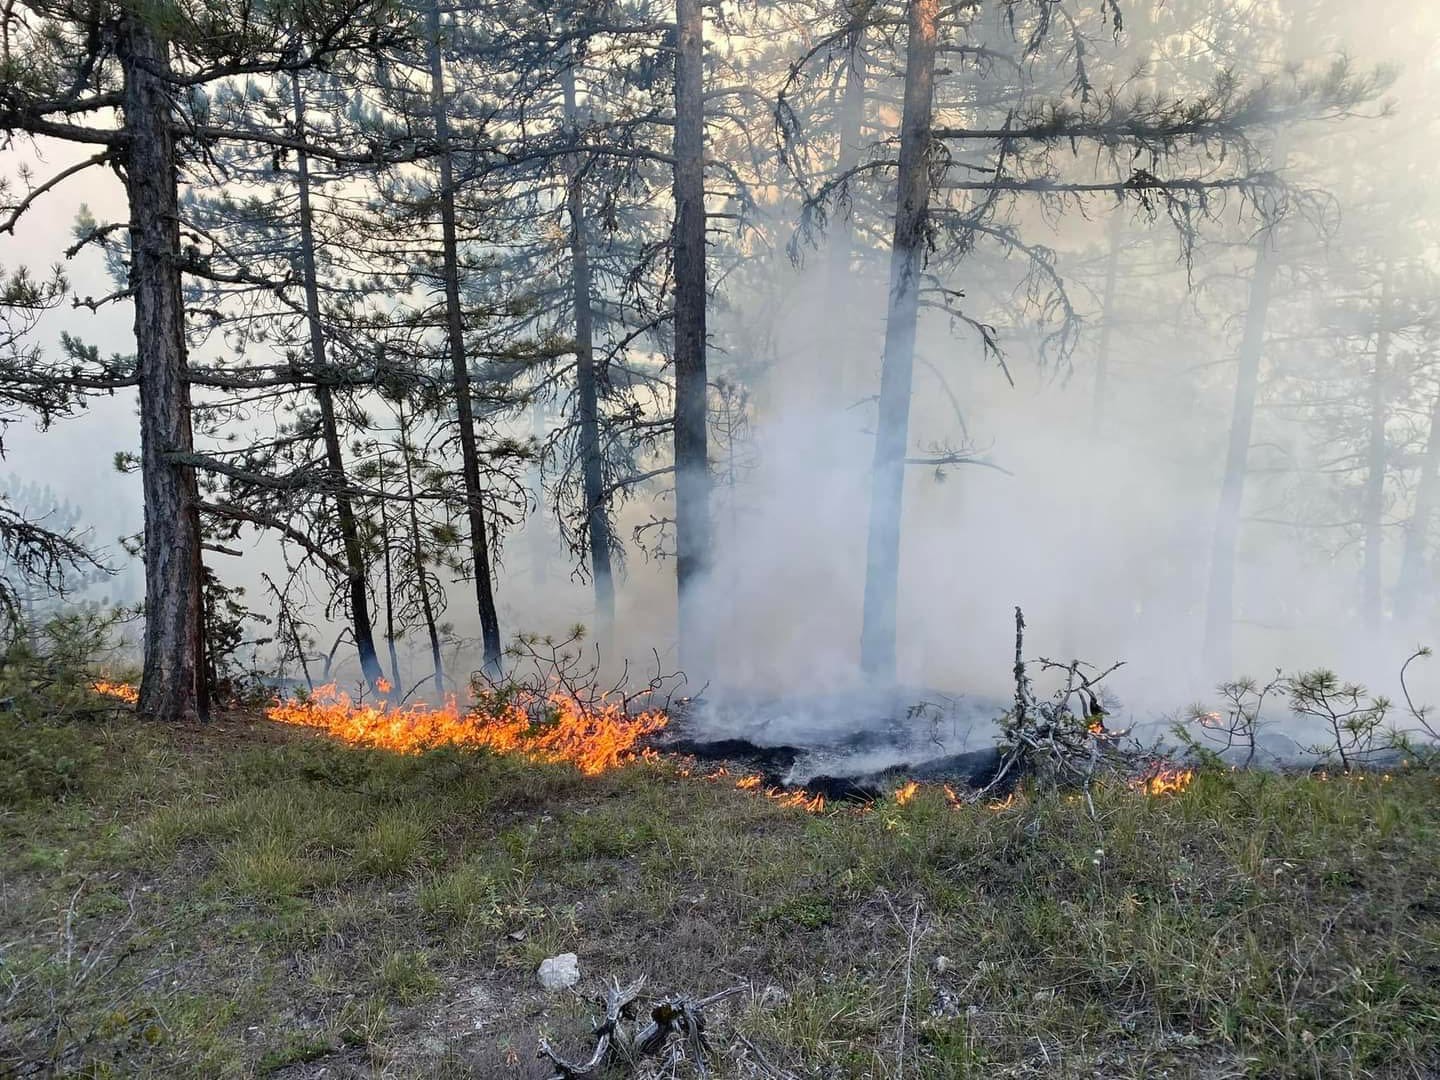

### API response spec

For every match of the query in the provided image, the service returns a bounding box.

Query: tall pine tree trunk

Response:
[401,403,446,696]
[376,451,403,695]
[1361,269,1393,629]
[292,76,384,691]
[121,11,204,722]
[859,0,939,681]
[527,401,549,588]
[823,23,868,405]
[1202,228,1280,678]
[1396,378,1440,621]
[672,0,711,674]
[428,1,502,673]
[561,57,616,637]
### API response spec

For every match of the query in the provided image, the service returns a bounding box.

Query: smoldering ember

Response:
[4,1,1440,1078]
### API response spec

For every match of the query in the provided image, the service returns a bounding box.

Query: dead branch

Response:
[972,607,1131,809]
[539,976,646,1080]
[538,979,744,1080]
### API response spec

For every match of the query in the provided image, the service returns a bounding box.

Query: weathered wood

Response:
[539,976,646,1080]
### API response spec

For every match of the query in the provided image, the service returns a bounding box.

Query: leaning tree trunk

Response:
[1360,268,1393,630]
[121,12,204,722]
[428,2,502,674]
[1202,225,1280,679]
[562,57,616,638]
[859,0,939,682]
[672,0,711,675]
[1396,377,1440,621]
[292,77,385,691]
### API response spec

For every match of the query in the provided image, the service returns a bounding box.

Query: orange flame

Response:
[92,680,139,705]
[769,788,826,813]
[1133,767,1195,796]
[727,771,826,812]
[894,780,920,805]
[266,683,666,776]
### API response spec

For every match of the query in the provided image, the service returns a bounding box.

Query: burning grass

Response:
[265,683,667,777]
[90,678,139,705]
[2,708,1439,1078]
[93,674,1220,821]
[1132,764,1197,796]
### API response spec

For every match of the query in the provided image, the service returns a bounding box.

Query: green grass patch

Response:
[1,712,1437,1078]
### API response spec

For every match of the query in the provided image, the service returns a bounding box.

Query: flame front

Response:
[266,684,666,776]
[731,772,825,812]
[257,684,1201,811]
[92,680,139,705]
[1134,767,1195,796]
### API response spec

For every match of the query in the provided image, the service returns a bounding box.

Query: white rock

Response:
[537,953,580,992]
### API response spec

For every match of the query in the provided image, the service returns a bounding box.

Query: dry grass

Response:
[1,709,1437,1078]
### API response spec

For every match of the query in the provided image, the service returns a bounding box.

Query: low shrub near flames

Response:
[2,704,1438,1079]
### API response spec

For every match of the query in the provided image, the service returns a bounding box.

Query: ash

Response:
[666,687,1006,783]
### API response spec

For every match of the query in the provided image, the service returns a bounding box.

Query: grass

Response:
[0,709,1437,1078]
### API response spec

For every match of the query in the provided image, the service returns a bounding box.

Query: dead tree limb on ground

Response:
[538,978,745,1080]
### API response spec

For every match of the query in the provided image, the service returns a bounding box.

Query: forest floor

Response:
[2,708,1439,1079]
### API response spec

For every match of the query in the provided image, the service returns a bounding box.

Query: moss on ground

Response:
[1,709,1437,1077]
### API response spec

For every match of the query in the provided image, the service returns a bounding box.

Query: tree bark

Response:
[428,1,502,674]
[1360,267,1393,630]
[1202,226,1280,679]
[562,56,616,639]
[672,0,711,674]
[859,0,939,681]
[292,75,385,691]
[121,11,204,722]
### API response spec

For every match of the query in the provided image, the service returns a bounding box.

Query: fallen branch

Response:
[538,978,745,1080]
[538,976,646,1080]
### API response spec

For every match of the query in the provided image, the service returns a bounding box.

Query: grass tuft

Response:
[1,713,1436,1078]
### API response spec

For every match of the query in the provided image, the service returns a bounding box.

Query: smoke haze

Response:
[7,0,1440,732]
